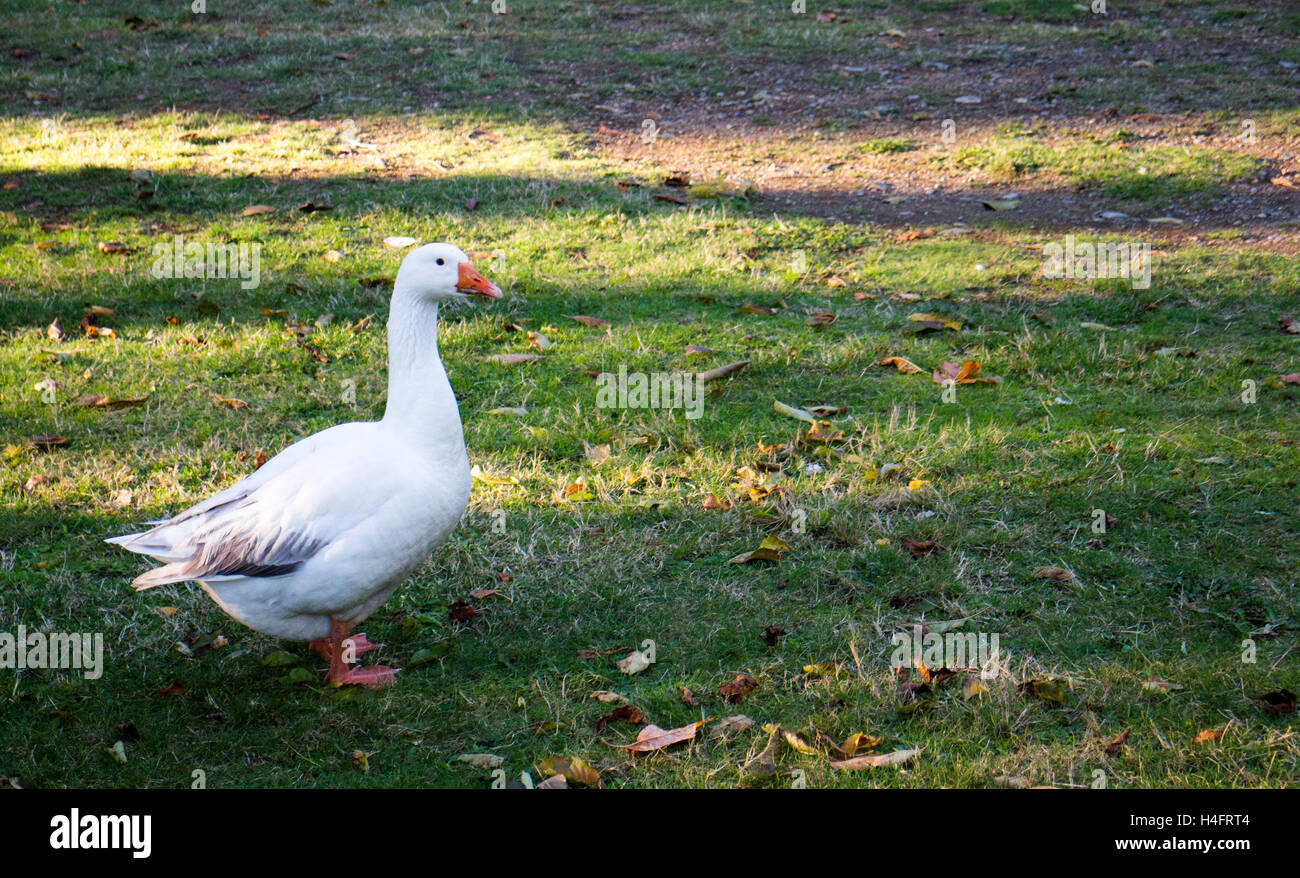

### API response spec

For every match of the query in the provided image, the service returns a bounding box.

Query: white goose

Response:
[108,242,501,687]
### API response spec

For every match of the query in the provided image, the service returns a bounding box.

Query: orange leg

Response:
[312,618,397,688]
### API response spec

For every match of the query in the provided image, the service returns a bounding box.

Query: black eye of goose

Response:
[436,257,445,266]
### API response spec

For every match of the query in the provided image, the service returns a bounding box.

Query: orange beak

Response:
[456,261,502,300]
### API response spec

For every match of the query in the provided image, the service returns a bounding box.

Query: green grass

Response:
[1,0,1297,790]
[855,138,917,155]
[950,132,1264,203]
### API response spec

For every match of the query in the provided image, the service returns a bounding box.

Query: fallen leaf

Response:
[617,649,651,675]
[879,355,925,374]
[1279,317,1299,335]
[46,319,65,342]
[1141,676,1185,693]
[213,395,248,410]
[76,395,146,409]
[711,715,754,738]
[719,673,758,704]
[1104,728,1130,756]
[728,535,790,564]
[1033,566,1076,582]
[680,687,698,707]
[535,755,601,787]
[802,419,845,445]
[595,704,645,732]
[837,732,882,758]
[702,493,732,511]
[383,236,418,248]
[774,400,814,422]
[1192,728,1222,745]
[907,312,962,331]
[1020,678,1068,703]
[241,205,276,217]
[610,721,704,753]
[699,360,749,382]
[760,625,786,646]
[830,748,919,770]
[21,474,50,493]
[1256,689,1296,715]
[901,538,940,558]
[448,601,478,623]
[155,682,186,698]
[456,753,504,769]
[932,360,1000,385]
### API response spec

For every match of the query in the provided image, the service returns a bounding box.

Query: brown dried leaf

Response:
[595,704,645,732]
[719,673,758,704]
[1256,689,1296,715]
[901,538,940,558]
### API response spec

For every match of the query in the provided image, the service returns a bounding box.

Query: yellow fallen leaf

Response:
[878,356,925,374]
[535,755,601,787]
[728,535,791,564]
[908,312,963,331]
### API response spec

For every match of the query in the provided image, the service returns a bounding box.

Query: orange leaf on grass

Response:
[932,360,1000,385]
[879,355,924,374]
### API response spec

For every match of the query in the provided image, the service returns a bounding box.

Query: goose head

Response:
[395,242,502,302]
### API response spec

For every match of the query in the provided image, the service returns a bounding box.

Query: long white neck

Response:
[380,291,466,459]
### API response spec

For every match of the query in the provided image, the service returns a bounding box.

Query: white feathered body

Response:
[108,257,481,643]
[111,422,470,640]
